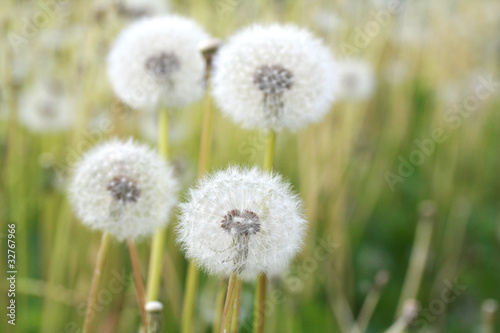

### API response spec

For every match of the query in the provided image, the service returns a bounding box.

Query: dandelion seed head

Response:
[177,166,307,280]
[107,15,210,110]
[335,60,376,100]
[212,24,337,131]
[69,139,178,241]
[18,81,75,133]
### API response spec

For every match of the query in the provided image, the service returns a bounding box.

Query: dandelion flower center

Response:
[145,52,181,79]
[107,175,141,203]
[221,209,261,236]
[253,64,294,95]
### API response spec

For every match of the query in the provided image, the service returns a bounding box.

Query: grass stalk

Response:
[395,201,436,315]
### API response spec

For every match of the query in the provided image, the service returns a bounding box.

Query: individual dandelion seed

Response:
[335,59,376,101]
[107,15,210,111]
[69,139,178,241]
[211,24,337,132]
[177,166,307,281]
[18,80,75,133]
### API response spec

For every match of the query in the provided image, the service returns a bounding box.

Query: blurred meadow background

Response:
[1,0,500,332]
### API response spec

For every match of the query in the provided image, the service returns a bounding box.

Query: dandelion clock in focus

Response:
[212,24,337,131]
[107,15,210,111]
[18,80,75,133]
[69,139,178,241]
[177,166,307,281]
[335,59,376,101]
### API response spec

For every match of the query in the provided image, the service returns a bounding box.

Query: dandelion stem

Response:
[213,278,227,333]
[146,106,169,302]
[251,130,276,333]
[182,62,215,333]
[127,238,147,328]
[181,261,200,333]
[220,273,238,333]
[83,231,111,333]
[263,130,276,171]
[231,279,242,333]
[253,273,267,333]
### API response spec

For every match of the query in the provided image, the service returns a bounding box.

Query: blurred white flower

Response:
[18,81,75,133]
[107,15,210,110]
[69,139,178,241]
[212,24,337,131]
[177,166,307,281]
[116,0,170,18]
[335,60,376,100]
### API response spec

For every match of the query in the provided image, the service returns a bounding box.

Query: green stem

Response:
[220,273,238,333]
[127,238,147,328]
[252,273,267,333]
[83,232,111,333]
[250,130,275,333]
[231,279,242,333]
[395,202,435,316]
[182,83,215,333]
[181,261,200,333]
[213,278,228,333]
[146,107,169,302]
[263,130,276,171]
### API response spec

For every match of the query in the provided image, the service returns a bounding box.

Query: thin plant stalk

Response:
[395,202,435,315]
[127,238,147,328]
[252,273,267,333]
[146,107,169,302]
[353,271,390,333]
[213,278,227,333]
[231,279,242,333]
[220,272,238,333]
[83,232,112,333]
[251,130,275,333]
[182,69,215,333]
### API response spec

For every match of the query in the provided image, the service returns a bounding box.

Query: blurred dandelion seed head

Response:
[212,24,337,131]
[18,81,75,133]
[177,166,306,280]
[335,60,375,101]
[107,15,210,110]
[69,139,178,241]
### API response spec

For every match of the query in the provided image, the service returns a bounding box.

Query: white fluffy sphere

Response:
[335,59,376,100]
[107,15,210,110]
[212,24,337,131]
[18,81,74,133]
[177,166,307,281]
[69,139,178,241]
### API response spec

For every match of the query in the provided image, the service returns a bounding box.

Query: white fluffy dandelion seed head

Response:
[211,24,337,132]
[18,81,74,133]
[335,60,376,101]
[177,166,307,281]
[107,15,210,110]
[69,139,178,241]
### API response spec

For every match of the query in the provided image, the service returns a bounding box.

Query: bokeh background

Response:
[1,0,499,332]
